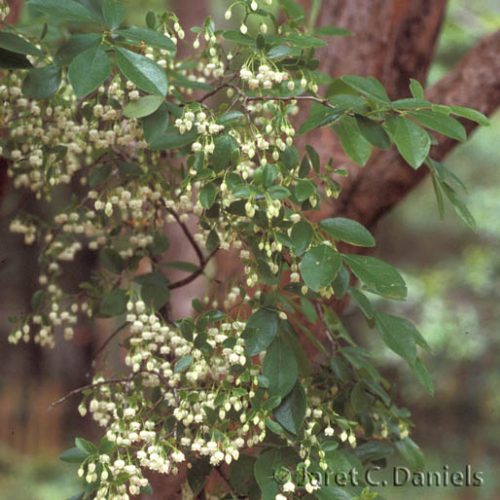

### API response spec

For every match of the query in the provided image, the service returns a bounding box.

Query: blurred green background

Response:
[1,0,500,499]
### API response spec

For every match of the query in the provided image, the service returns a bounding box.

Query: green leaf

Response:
[0,32,42,56]
[174,354,193,373]
[229,455,258,497]
[298,106,343,135]
[59,447,88,463]
[340,75,390,103]
[28,0,101,23]
[75,437,96,454]
[134,271,170,310]
[314,26,352,37]
[54,33,101,66]
[200,182,218,209]
[163,261,198,273]
[243,309,279,356]
[450,105,489,126]
[386,115,431,169]
[374,312,417,364]
[282,33,326,48]
[99,248,125,274]
[411,357,434,395]
[267,185,291,200]
[0,48,32,69]
[409,78,425,99]
[212,134,239,171]
[188,458,211,496]
[254,449,285,499]
[294,179,315,202]
[290,220,313,256]
[115,47,168,96]
[395,438,425,471]
[142,103,169,144]
[441,182,476,229]
[123,95,164,118]
[117,27,176,52]
[273,382,306,435]
[149,125,197,150]
[22,65,61,99]
[348,288,375,319]
[99,288,128,317]
[279,0,305,20]
[332,116,372,166]
[300,244,342,291]
[88,164,111,188]
[343,254,407,299]
[217,110,245,125]
[320,217,375,247]
[68,44,110,98]
[102,0,125,29]
[409,109,466,142]
[222,30,255,46]
[355,115,391,149]
[263,336,298,398]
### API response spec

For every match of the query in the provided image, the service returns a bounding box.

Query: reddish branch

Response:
[332,30,500,228]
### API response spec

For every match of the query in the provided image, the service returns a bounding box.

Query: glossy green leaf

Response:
[387,115,431,169]
[222,30,255,46]
[294,179,315,202]
[290,220,313,256]
[300,244,342,291]
[174,355,193,373]
[99,288,128,317]
[0,48,32,69]
[54,33,101,66]
[149,126,197,150]
[395,438,425,470]
[409,78,425,99]
[341,75,390,103]
[22,65,61,99]
[68,44,110,97]
[411,357,434,395]
[59,447,88,463]
[333,116,372,166]
[117,26,176,52]
[28,0,101,23]
[99,248,125,274]
[355,115,391,149]
[450,105,489,126]
[283,33,326,48]
[409,109,467,142]
[243,309,279,356]
[0,32,42,56]
[141,103,169,144]
[123,95,164,118]
[314,26,352,37]
[199,182,218,209]
[212,134,239,171]
[320,217,375,247]
[134,271,170,310]
[375,312,417,364]
[343,254,407,299]
[102,0,126,29]
[263,336,298,398]
[274,382,306,434]
[115,47,168,96]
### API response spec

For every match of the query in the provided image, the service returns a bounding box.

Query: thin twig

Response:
[49,376,134,408]
[166,208,204,266]
[168,246,219,289]
[92,321,129,361]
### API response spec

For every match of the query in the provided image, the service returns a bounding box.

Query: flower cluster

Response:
[0,0,9,22]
